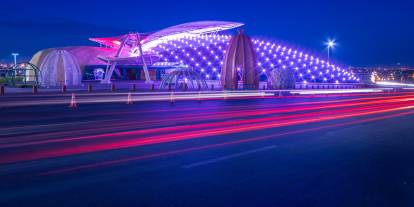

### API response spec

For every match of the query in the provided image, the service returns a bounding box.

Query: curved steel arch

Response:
[5,62,40,87]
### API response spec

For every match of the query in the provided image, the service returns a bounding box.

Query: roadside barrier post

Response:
[170,91,175,104]
[62,85,67,93]
[32,85,38,95]
[127,92,133,104]
[69,93,77,108]
[88,84,93,93]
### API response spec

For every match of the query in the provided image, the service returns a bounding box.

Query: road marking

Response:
[182,145,277,169]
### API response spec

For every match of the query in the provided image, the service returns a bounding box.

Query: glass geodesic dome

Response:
[160,67,208,90]
[1,62,39,87]
[38,50,81,87]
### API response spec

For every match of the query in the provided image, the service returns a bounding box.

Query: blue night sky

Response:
[1,0,413,67]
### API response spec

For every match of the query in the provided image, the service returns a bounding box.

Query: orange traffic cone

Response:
[69,93,77,108]
[170,91,175,104]
[127,92,133,104]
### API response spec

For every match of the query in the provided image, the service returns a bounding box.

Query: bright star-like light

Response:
[326,39,336,48]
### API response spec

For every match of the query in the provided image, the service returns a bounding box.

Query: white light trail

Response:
[376,81,414,87]
[290,89,385,95]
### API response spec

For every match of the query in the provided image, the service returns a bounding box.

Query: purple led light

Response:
[154,34,357,84]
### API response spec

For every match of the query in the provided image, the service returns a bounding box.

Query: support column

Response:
[101,35,127,84]
[136,33,152,84]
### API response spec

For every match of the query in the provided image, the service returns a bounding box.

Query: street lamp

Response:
[325,39,336,63]
[11,53,19,66]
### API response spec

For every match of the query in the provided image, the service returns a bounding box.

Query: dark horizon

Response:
[1,0,413,67]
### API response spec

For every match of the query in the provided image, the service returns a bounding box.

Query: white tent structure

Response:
[38,50,81,87]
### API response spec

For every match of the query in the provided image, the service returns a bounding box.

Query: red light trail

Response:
[1,93,414,166]
[41,109,414,176]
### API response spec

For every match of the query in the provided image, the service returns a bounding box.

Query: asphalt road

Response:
[1,92,414,207]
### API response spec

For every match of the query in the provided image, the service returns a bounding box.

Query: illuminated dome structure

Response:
[31,46,116,82]
[160,67,208,90]
[146,22,359,85]
[38,50,81,87]
[151,34,359,85]
[31,21,359,87]
[268,68,296,89]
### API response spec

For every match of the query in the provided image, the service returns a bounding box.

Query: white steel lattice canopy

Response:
[89,21,244,51]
